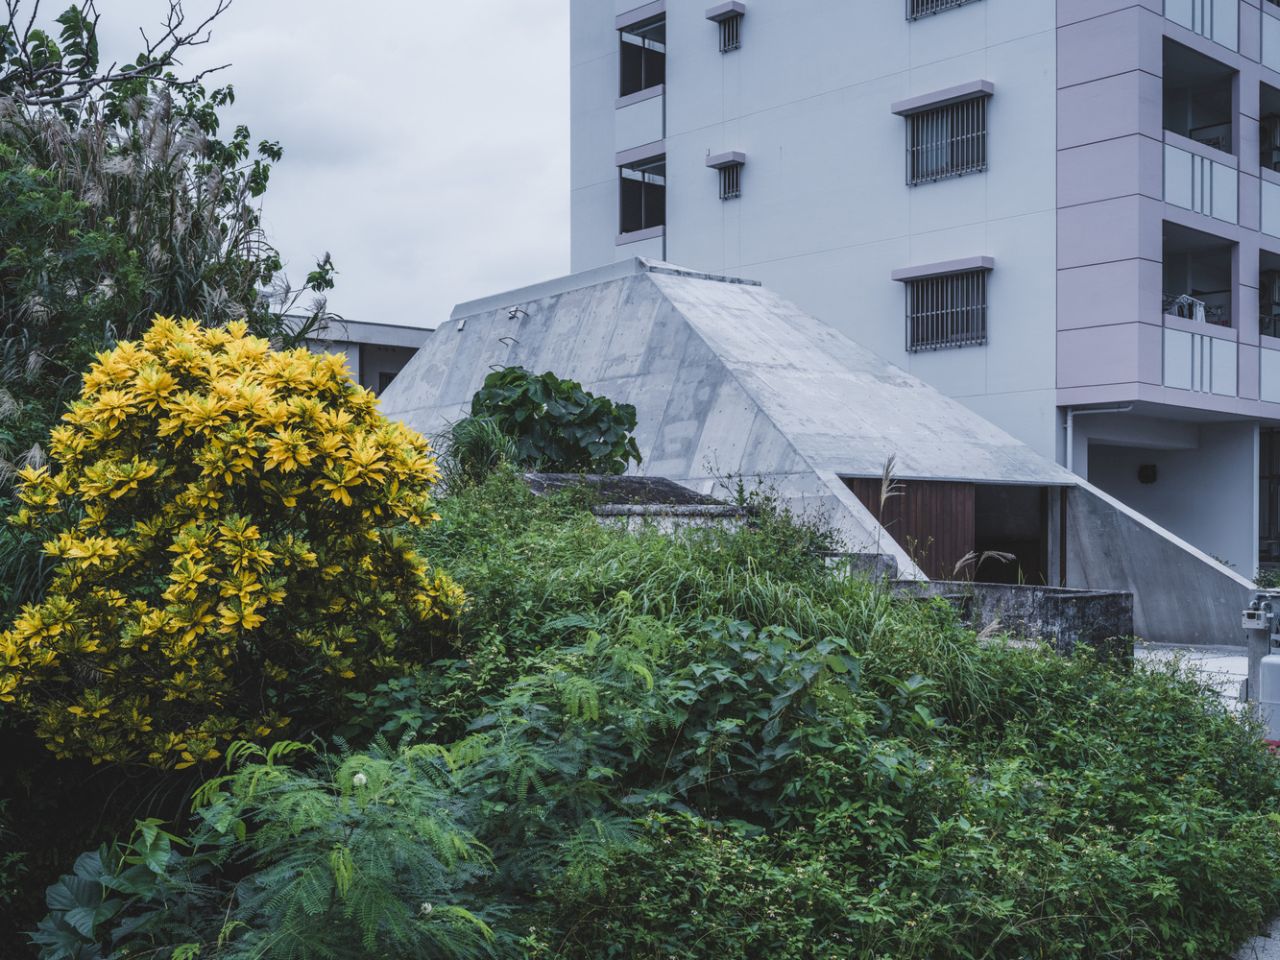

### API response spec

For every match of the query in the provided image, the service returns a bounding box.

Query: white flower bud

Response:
[352,772,367,787]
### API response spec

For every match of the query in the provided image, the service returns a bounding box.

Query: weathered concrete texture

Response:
[523,472,727,506]
[896,581,1134,661]
[1065,483,1254,647]
[380,259,1253,644]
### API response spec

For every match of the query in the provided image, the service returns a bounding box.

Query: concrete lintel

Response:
[705,1,746,22]
[616,225,665,246]
[616,84,664,110]
[706,151,746,169]
[891,256,995,282]
[891,80,994,117]
[616,1,665,30]
[616,140,666,167]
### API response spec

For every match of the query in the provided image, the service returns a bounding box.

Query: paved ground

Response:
[1134,642,1248,707]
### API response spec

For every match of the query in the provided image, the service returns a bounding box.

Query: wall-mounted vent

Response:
[906,0,981,20]
[706,151,746,201]
[706,3,746,53]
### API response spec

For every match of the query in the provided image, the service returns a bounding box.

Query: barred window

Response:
[620,157,666,234]
[719,13,742,52]
[906,96,987,185]
[718,163,741,200]
[904,270,988,352]
[906,0,982,20]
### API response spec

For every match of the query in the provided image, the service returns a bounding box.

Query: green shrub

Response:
[462,366,641,476]
[33,474,1280,959]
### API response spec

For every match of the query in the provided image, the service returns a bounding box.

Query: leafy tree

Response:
[0,318,462,767]
[0,2,340,615]
[460,366,641,477]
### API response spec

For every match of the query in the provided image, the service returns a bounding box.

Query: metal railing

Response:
[907,97,987,186]
[906,0,981,20]
[905,270,988,352]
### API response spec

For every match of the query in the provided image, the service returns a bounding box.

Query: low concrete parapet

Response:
[894,580,1135,661]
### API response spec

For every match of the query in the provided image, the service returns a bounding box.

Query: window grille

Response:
[719,13,742,52]
[718,163,741,200]
[906,0,981,20]
[905,270,988,352]
[906,96,987,185]
[619,157,666,234]
[620,17,666,97]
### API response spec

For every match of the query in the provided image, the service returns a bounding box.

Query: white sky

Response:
[96,0,570,328]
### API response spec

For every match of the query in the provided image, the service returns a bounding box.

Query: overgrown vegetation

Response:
[25,471,1280,958]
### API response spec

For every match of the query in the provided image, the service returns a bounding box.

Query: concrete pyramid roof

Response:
[381,258,1073,486]
[379,259,1253,644]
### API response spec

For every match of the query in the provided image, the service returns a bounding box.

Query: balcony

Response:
[1165,0,1238,51]
[1164,39,1235,155]
[1162,223,1237,396]
[1164,139,1238,223]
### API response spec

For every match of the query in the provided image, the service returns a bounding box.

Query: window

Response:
[378,371,397,394]
[620,17,665,97]
[904,269,988,352]
[620,157,666,234]
[906,0,981,19]
[718,163,741,200]
[706,152,745,201]
[906,96,987,185]
[719,14,742,51]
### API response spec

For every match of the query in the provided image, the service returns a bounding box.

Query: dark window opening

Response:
[1262,430,1280,570]
[905,269,988,352]
[620,17,665,97]
[378,371,397,394]
[1163,38,1236,154]
[906,96,988,185]
[620,157,666,234]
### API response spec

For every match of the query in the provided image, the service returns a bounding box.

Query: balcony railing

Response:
[1163,324,1238,396]
[1164,142,1237,223]
[1166,0,1238,50]
[1267,5,1280,72]
[1164,293,1230,327]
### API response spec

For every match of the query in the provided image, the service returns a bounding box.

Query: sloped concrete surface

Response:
[380,258,1255,644]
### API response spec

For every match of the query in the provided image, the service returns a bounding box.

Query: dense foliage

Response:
[0,2,340,620]
[0,319,461,767]
[29,472,1280,958]
[461,366,641,477]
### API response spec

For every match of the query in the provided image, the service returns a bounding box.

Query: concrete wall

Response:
[1088,420,1259,575]
[573,0,1061,458]
[1064,481,1255,645]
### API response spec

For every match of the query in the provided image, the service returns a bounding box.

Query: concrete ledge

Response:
[706,151,747,169]
[617,225,665,246]
[616,140,666,167]
[891,256,995,282]
[617,85,664,110]
[706,1,746,22]
[891,79,994,117]
[616,1,664,30]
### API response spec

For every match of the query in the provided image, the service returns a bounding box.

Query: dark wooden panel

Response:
[847,477,976,580]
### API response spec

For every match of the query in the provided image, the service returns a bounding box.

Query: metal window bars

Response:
[719,13,742,52]
[906,0,982,21]
[905,270,988,352]
[907,96,987,185]
[718,163,741,200]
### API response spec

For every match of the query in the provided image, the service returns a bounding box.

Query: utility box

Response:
[1242,591,1280,742]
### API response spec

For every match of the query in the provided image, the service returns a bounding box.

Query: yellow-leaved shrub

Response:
[0,318,462,767]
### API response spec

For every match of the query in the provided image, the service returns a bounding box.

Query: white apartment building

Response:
[570,0,1280,579]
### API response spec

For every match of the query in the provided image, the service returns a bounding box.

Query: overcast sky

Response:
[98,0,570,328]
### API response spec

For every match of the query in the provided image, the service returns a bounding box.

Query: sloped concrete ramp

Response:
[380,259,1252,645]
